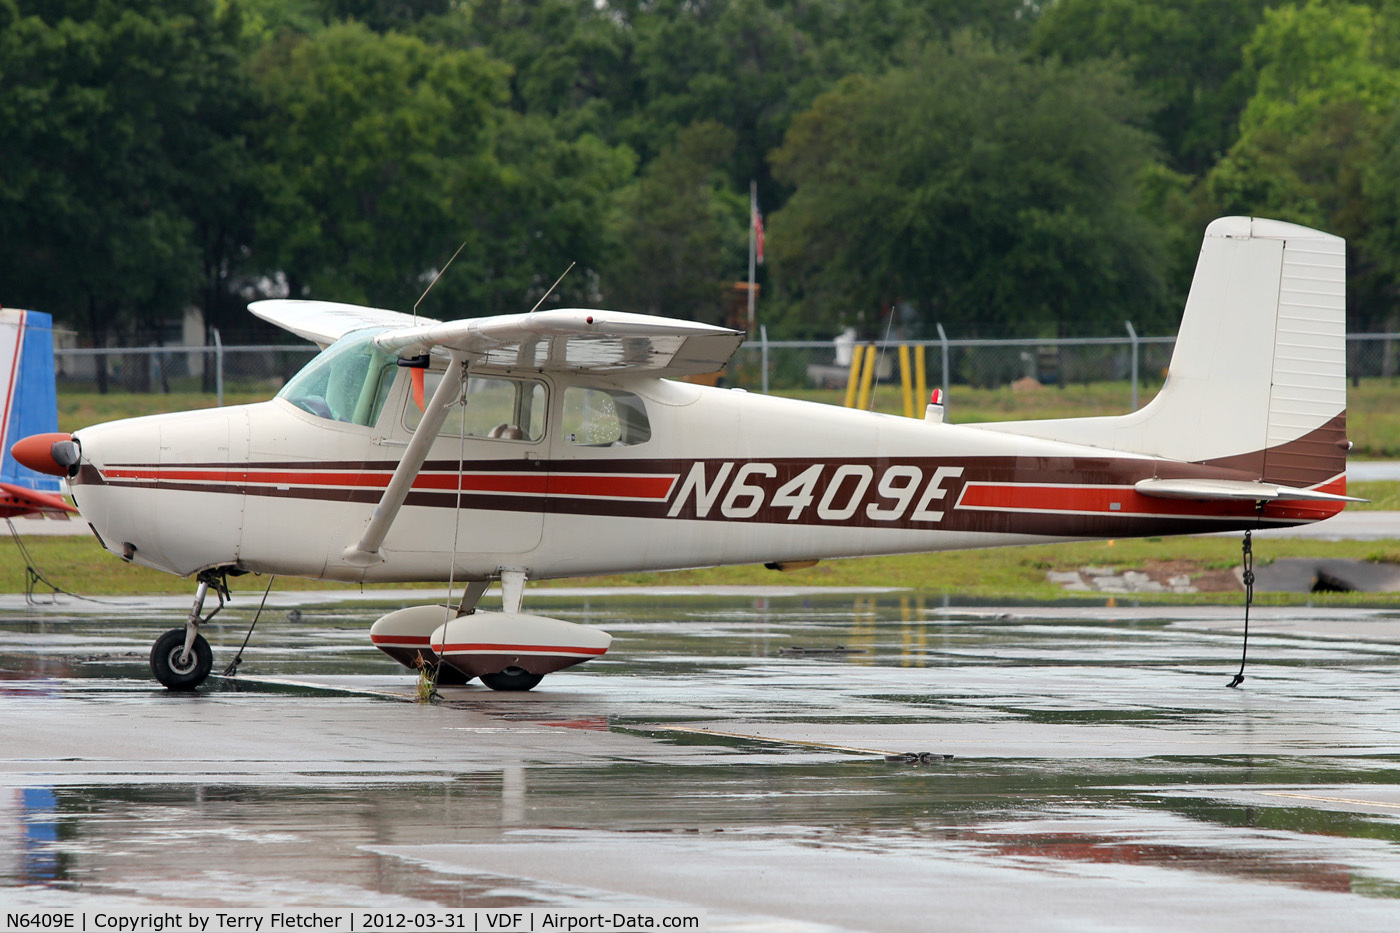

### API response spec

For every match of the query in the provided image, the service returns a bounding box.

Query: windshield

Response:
[277,329,398,426]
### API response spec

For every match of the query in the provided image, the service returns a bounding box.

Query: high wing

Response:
[251,300,745,377]
[249,299,437,349]
[372,308,745,377]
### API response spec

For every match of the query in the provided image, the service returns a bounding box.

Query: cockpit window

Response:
[278,329,397,427]
[405,372,546,442]
[562,387,651,446]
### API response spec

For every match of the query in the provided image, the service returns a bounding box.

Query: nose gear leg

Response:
[151,568,230,690]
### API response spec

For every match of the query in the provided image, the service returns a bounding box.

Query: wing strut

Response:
[343,353,466,567]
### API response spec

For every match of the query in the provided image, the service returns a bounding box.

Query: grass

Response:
[6,530,1400,604]
[549,534,1400,603]
[58,391,269,433]
[1344,379,1400,459]
[1349,482,1400,510]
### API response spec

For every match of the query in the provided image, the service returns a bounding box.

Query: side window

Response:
[562,387,651,447]
[405,373,545,441]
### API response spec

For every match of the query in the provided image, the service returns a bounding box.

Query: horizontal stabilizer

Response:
[1134,477,1365,503]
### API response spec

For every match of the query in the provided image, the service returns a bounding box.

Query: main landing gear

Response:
[369,570,612,692]
[150,569,227,690]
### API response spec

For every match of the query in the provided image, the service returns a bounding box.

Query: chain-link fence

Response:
[1349,334,1400,381]
[55,331,1400,404]
[726,335,1181,395]
[55,344,318,399]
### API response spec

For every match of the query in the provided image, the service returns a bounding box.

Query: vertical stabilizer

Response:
[974,217,1348,489]
[0,309,63,494]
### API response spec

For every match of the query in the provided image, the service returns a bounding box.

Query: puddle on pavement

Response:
[5,591,1400,921]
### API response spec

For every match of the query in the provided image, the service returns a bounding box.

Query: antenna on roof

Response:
[528,262,575,315]
[413,241,468,324]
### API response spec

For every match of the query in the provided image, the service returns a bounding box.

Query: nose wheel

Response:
[150,569,228,690]
[151,628,213,689]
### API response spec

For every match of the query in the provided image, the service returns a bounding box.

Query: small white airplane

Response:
[11,217,1359,691]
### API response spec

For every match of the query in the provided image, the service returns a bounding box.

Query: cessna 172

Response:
[11,217,1358,691]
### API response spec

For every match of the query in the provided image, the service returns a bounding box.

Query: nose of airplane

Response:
[11,432,80,476]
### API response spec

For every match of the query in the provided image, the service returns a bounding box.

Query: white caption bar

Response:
[2,911,706,933]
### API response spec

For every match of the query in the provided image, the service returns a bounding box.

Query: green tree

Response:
[620,0,1036,199]
[1203,0,1400,329]
[1033,0,1272,177]
[313,0,449,32]
[620,0,819,193]
[0,0,260,389]
[600,121,746,323]
[432,0,633,139]
[438,112,635,316]
[252,24,510,309]
[768,41,1168,339]
[236,0,324,38]
[253,22,633,318]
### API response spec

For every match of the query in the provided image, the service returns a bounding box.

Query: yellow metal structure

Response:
[842,344,864,409]
[914,346,927,416]
[898,345,914,418]
[855,344,877,410]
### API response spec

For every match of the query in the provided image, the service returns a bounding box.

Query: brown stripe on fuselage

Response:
[1201,412,1348,489]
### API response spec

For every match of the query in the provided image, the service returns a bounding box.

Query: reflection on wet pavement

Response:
[4,591,1400,928]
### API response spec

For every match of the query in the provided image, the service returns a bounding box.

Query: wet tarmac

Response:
[5,588,1400,929]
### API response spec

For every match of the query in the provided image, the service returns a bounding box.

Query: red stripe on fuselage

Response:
[436,642,608,656]
[1313,475,1348,497]
[549,473,676,500]
[370,633,432,645]
[100,465,675,500]
[959,482,1344,521]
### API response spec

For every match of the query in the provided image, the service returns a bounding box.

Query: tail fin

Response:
[0,308,64,494]
[975,217,1348,489]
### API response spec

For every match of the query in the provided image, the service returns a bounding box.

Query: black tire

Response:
[150,628,213,690]
[479,667,543,692]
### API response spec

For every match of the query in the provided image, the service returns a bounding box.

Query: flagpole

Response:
[747,180,757,332]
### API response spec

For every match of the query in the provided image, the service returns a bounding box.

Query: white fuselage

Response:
[68,366,1338,583]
